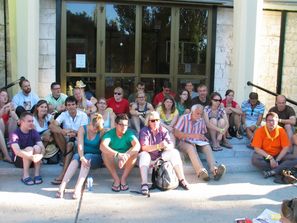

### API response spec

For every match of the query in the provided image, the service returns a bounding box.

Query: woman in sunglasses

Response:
[56,113,104,199]
[138,111,190,195]
[281,198,297,223]
[203,92,232,151]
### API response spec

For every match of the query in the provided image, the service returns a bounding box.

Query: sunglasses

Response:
[212,98,221,102]
[114,92,122,96]
[150,119,160,123]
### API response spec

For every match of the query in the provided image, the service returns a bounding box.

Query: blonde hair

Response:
[144,111,160,126]
[282,198,297,223]
[91,113,104,133]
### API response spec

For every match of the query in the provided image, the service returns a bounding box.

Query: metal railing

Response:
[247,81,297,106]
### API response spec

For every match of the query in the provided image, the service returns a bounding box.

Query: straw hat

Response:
[43,144,59,158]
[75,80,86,88]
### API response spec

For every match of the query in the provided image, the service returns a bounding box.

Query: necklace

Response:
[264,125,280,141]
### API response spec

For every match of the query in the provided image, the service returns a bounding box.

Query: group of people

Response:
[1,78,297,200]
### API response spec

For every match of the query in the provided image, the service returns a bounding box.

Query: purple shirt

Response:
[9,128,41,150]
[139,126,172,161]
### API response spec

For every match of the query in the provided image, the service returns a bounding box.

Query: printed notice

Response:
[76,54,86,68]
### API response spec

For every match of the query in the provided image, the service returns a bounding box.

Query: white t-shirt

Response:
[33,114,53,133]
[56,110,88,131]
[12,91,40,111]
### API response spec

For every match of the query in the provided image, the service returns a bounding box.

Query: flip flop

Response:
[51,178,62,185]
[111,183,121,192]
[120,183,129,191]
[34,176,43,184]
[212,145,223,152]
[21,177,34,186]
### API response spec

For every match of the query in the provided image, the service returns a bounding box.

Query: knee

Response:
[33,145,42,153]
[209,118,217,125]
[138,151,151,167]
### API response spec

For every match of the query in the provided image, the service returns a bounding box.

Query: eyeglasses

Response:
[137,96,145,99]
[212,98,221,102]
[118,123,128,127]
[266,119,276,123]
[98,101,106,104]
[150,119,160,123]
[114,92,122,96]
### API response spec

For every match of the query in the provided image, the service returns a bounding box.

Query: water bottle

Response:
[87,176,93,192]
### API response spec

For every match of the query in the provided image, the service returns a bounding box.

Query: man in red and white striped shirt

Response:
[174,104,226,182]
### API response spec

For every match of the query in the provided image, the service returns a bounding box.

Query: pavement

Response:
[0,137,296,223]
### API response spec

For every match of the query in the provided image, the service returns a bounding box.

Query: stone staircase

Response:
[0,136,257,177]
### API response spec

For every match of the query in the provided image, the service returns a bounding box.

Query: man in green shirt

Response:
[100,114,140,192]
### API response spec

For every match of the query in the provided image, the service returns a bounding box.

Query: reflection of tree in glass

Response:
[179,8,208,65]
[105,5,136,73]
[67,10,96,72]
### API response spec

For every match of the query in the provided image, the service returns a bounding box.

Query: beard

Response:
[23,88,31,94]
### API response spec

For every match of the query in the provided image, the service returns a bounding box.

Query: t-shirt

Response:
[251,126,290,156]
[152,91,176,107]
[12,91,39,111]
[56,110,88,131]
[156,106,179,125]
[241,100,265,123]
[107,97,129,115]
[9,128,41,150]
[269,105,296,127]
[222,99,238,108]
[102,128,136,153]
[191,96,210,107]
[45,93,67,110]
[33,114,53,133]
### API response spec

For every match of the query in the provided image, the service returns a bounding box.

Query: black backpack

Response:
[151,158,179,191]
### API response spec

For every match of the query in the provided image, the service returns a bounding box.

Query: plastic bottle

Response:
[87,176,93,192]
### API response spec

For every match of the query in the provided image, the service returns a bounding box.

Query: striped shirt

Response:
[241,100,265,123]
[175,113,207,141]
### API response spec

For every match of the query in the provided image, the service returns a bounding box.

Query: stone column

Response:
[15,0,39,92]
[232,0,263,103]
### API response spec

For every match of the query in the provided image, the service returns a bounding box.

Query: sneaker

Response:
[214,164,226,181]
[198,168,210,181]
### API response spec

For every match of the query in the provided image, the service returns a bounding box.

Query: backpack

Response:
[274,167,297,184]
[151,158,179,191]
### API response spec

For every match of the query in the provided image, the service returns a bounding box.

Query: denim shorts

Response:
[72,153,103,169]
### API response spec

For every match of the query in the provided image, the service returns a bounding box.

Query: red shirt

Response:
[152,91,176,107]
[107,97,129,115]
[222,98,238,108]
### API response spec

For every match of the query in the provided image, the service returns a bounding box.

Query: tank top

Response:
[83,125,101,154]
[103,111,111,129]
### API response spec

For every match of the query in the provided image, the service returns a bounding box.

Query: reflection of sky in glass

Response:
[66,3,96,19]
[106,4,118,22]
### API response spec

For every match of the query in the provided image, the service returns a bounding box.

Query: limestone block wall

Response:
[0,0,5,88]
[282,12,297,111]
[253,10,281,113]
[38,0,56,98]
[214,7,233,98]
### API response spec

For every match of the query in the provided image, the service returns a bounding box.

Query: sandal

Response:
[236,131,243,139]
[263,170,276,179]
[111,183,121,192]
[72,192,81,200]
[221,141,233,149]
[34,176,43,185]
[21,177,34,186]
[179,179,190,190]
[141,184,150,196]
[214,164,226,181]
[55,190,64,199]
[120,183,129,191]
[51,178,62,185]
[212,145,223,152]
[198,168,210,181]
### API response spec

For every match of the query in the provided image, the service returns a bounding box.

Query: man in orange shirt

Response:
[251,112,297,179]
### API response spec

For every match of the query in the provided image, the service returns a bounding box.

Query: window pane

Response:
[105,4,135,73]
[141,6,171,74]
[178,8,208,75]
[66,3,96,73]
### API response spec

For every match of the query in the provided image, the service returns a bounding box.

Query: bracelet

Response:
[114,152,119,158]
[80,156,85,161]
[156,144,161,151]
[220,128,224,134]
[265,155,272,160]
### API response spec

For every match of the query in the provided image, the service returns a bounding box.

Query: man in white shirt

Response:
[49,96,88,185]
[12,78,39,117]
